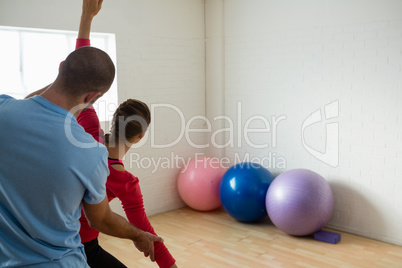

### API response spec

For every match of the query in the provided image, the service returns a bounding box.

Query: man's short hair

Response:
[57,46,115,97]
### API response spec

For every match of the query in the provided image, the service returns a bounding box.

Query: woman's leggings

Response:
[83,238,127,268]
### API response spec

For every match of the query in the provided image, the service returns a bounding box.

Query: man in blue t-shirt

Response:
[0,1,163,267]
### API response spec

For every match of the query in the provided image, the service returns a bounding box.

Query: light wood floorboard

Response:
[98,207,402,268]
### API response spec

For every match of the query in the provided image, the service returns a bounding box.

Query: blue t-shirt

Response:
[0,95,109,267]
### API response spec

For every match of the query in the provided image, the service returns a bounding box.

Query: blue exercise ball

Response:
[219,162,274,222]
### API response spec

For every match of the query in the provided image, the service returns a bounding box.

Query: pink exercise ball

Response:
[177,157,226,211]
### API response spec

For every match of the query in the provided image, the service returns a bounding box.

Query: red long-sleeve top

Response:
[76,39,175,268]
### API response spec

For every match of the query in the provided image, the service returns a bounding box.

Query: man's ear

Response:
[83,91,101,105]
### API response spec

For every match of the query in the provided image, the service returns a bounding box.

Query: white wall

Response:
[0,0,205,216]
[223,0,402,245]
[110,0,206,216]
[205,0,225,159]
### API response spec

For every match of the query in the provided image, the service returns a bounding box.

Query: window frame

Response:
[0,25,118,122]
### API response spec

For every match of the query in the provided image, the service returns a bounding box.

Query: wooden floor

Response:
[99,207,402,268]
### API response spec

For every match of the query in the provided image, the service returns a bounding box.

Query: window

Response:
[0,26,118,122]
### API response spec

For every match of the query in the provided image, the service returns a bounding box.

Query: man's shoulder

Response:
[0,94,16,105]
[65,129,108,155]
[0,94,14,100]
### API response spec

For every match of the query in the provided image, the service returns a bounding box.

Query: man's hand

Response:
[83,198,164,262]
[82,0,103,19]
[133,231,164,262]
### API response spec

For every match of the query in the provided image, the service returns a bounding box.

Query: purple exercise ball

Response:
[265,169,334,236]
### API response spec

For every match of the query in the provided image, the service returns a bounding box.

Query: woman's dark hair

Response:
[105,99,151,144]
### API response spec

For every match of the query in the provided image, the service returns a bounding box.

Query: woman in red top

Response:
[78,101,177,268]
[75,1,177,267]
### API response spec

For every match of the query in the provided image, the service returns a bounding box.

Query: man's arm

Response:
[25,84,51,99]
[82,197,164,262]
